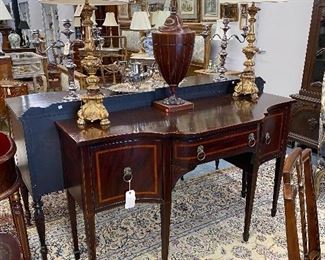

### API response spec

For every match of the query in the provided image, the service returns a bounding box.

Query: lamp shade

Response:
[39,0,129,5]
[74,17,81,27]
[0,0,12,20]
[18,20,30,30]
[91,11,97,25]
[130,11,151,31]
[151,10,170,29]
[102,12,118,27]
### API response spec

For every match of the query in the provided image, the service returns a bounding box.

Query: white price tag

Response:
[125,190,136,209]
[63,42,70,55]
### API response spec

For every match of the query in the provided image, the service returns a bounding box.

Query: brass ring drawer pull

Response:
[197,145,206,161]
[123,167,133,182]
[248,133,256,148]
[265,132,271,145]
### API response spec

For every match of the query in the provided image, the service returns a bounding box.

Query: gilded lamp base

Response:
[77,94,110,126]
[233,76,259,100]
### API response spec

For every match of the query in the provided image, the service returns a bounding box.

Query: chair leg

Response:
[9,191,31,260]
[20,183,32,226]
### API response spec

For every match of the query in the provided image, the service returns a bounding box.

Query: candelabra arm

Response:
[211,33,222,41]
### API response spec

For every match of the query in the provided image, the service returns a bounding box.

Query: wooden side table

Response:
[0,132,31,260]
[0,56,13,80]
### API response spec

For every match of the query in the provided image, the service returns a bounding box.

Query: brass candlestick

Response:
[77,0,109,126]
[233,2,260,100]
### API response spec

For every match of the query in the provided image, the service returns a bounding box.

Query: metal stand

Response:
[212,18,248,81]
[61,19,79,101]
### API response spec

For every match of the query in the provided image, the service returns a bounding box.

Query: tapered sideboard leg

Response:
[271,156,285,217]
[161,201,171,260]
[243,160,259,242]
[83,211,96,260]
[241,170,248,198]
[67,191,80,259]
[33,198,48,260]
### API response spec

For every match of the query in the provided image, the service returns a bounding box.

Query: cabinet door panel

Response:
[91,140,162,207]
[260,112,284,157]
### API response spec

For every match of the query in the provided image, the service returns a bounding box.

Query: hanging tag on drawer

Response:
[125,190,136,209]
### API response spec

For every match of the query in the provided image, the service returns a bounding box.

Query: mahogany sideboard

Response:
[6,75,265,259]
[56,93,293,260]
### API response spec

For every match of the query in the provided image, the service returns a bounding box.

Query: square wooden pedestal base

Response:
[153,100,194,113]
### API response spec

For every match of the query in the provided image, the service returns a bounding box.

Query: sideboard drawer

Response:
[173,126,258,164]
[260,112,284,157]
[91,140,162,208]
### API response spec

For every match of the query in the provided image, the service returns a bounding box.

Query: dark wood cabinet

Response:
[289,0,325,148]
[56,93,294,260]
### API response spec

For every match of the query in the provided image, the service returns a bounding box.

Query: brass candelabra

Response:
[77,0,109,126]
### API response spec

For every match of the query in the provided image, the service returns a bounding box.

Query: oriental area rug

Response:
[1,161,325,259]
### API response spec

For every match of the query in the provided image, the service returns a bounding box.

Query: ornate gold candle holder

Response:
[77,0,109,126]
[232,2,260,100]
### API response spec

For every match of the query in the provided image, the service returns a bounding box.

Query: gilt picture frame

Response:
[201,0,219,21]
[177,0,199,22]
[220,3,239,22]
[239,4,248,29]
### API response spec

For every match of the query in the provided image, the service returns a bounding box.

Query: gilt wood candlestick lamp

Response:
[102,12,118,48]
[0,0,13,56]
[152,2,195,113]
[220,0,287,100]
[40,0,129,127]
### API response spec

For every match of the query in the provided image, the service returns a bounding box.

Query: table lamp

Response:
[220,0,287,100]
[39,0,129,127]
[130,11,151,54]
[102,12,118,48]
[0,0,12,55]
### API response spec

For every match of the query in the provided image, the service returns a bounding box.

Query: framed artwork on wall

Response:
[201,0,219,21]
[177,0,199,22]
[129,3,141,19]
[220,3,239,22]
[118,4,129,20]
[239,4,248,29]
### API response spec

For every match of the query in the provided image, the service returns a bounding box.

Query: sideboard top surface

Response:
[56,93,294,145]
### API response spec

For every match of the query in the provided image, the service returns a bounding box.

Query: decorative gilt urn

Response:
[152,7,195,112]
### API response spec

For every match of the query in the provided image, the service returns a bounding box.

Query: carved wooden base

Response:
[153,100,194,113]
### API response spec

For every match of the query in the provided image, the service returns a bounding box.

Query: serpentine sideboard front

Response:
[56,93,293,260]
[6,75,265,259]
